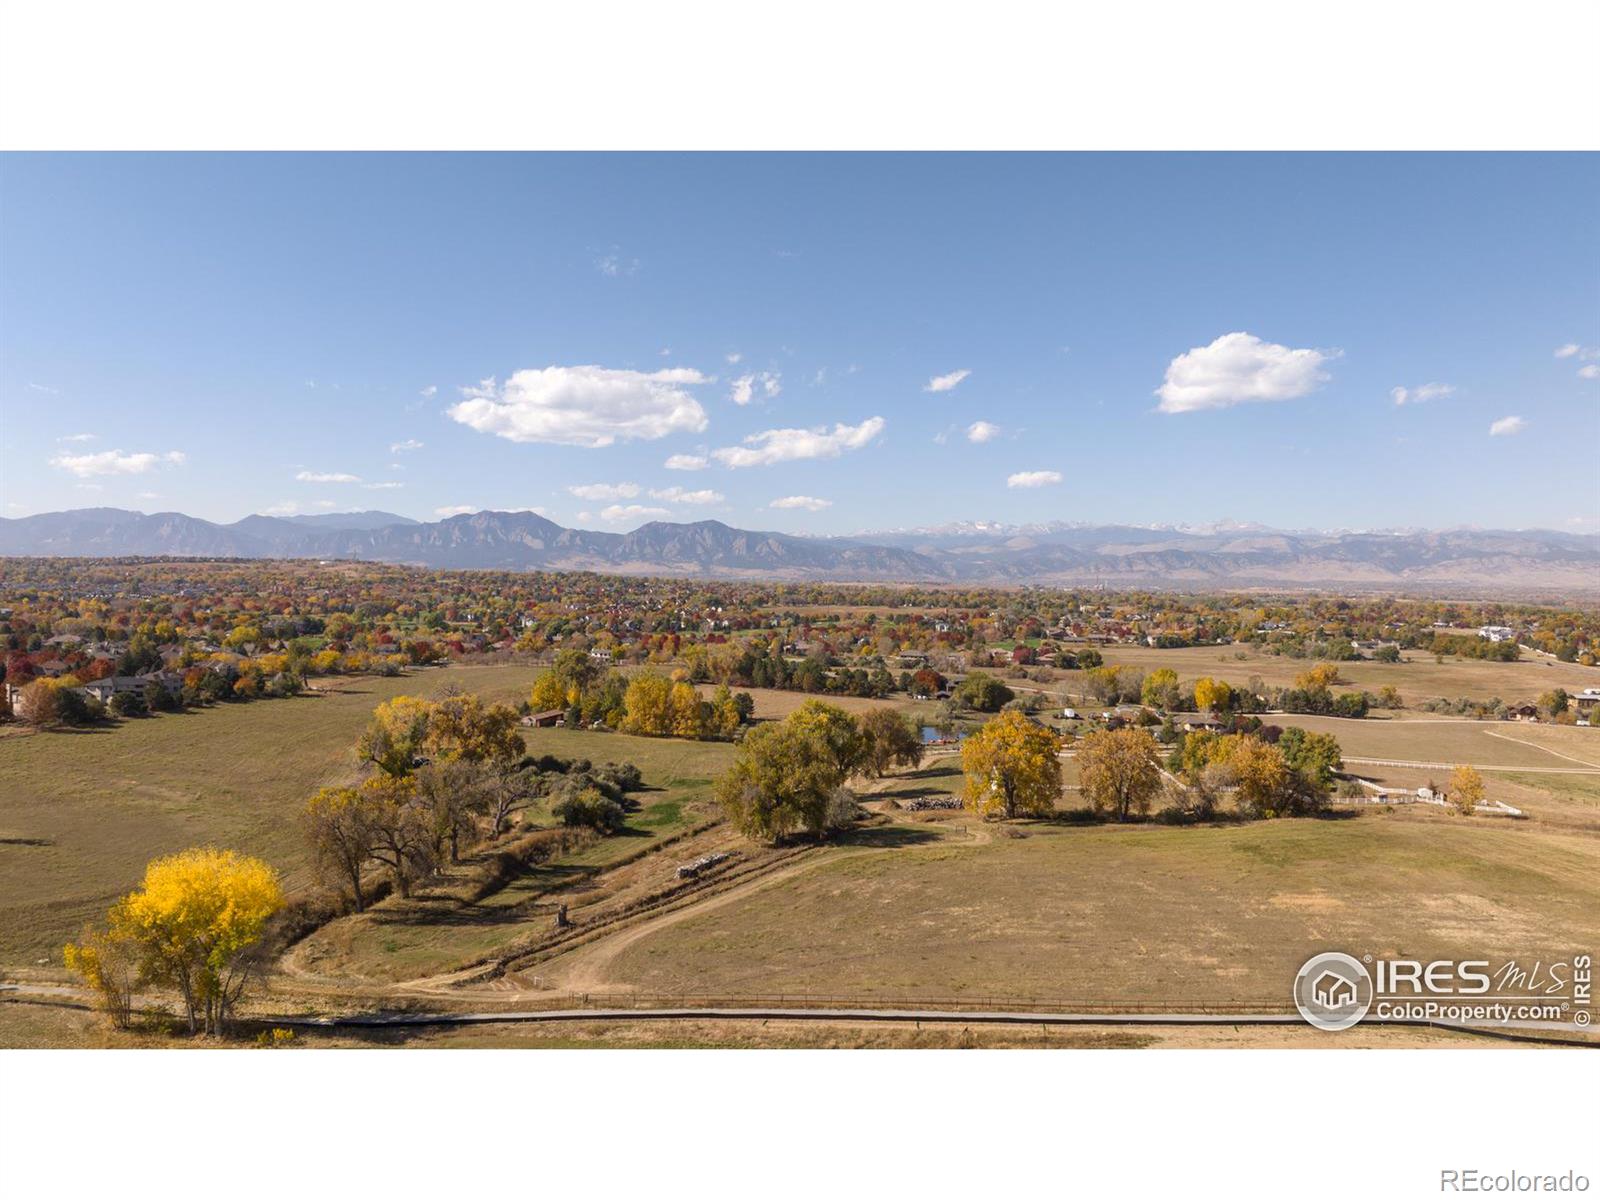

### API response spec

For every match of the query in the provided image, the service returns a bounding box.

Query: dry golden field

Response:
[5,654,1599,1051]
[0,663,550,965]
[694,684,902,719]
[594,810,1600,1006]
[1042,644,1599,708]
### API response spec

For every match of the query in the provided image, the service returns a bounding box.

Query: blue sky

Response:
[2,153,1596,535]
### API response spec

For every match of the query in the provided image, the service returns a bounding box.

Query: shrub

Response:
[593,761,644,794]
[552,786,627,834]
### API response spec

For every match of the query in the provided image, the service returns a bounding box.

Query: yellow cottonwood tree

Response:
[428,692,522,764]
[669,681,706,738]
[708,684,744,738]
[357,695,435,776]
[1193,676,1232,713]
[1294,663,1342,692]
[1222,735,1290,818]
[1078,726,1162,821]
[960,709,1062,820]
[1449,764,1484,815]
[63,926,139,1029]
[107,848,283,1036]
[529,671,572,713]
[622,671,675,735]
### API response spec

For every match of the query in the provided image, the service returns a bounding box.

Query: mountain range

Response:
[1,508,1597,593]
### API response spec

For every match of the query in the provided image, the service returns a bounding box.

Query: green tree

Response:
[787,699,868,779]
[1276,727,1343,788]
[1537,689,1569,717]
[955,672,1014,712]
[857,708,925,777]
[715,715,857,841]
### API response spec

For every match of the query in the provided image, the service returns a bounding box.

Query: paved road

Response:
[269,1003,1592,1044]
[7,984,1590,1045]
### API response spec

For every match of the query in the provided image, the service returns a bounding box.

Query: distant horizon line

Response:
[2,503,1596,542]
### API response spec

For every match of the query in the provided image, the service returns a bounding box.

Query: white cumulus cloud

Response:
[966,420,1002,443]
[1395,385,1459,409]
[57,432,96,442]
[1555,343,1581,358]
[390,439,424,452]
[649,486,724,504]
[769,495,832,511]
[1007,470,1062,488]
[712,416,885,468]
[1156,332,1334,413]
[50,449,185,478]
[1489,416,1527,437]
[664,453,710,471]
[364,482,404,490]
[1391,382,1454,406]
[925,369,971,393]
[568,481,640,501]
[296,470,361,483]
[419,385,437,398]
[448,366,709,447]
[730,371,781,406]
[1579,364,1600,380]
[435,504,478,517]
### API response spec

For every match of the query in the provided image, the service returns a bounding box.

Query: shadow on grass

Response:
[865,785,953,802]
[1042,805,1364,828]
[368,865,595,928]
[832,824,942,849]
[900,764,961,781]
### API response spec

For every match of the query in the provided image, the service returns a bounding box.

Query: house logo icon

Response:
[1294,952,1374,1031]
[1312,970,1358,1009]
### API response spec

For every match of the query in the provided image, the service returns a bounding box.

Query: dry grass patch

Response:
[0,662,550,967]
[596,812,1600,1006]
